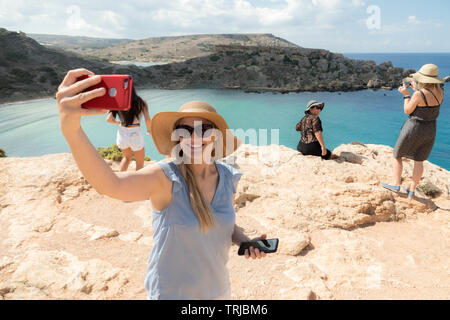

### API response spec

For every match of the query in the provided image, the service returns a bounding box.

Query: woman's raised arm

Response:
[398,84,419,115]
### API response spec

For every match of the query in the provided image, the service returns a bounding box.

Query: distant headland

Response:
[1,28,437,104]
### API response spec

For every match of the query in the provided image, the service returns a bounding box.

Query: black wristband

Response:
[403,96,411,100]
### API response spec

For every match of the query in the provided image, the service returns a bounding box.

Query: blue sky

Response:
[0,0,449,53]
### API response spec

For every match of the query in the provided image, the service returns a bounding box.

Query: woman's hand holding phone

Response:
[56,68,107,136]
[243,234,268,260]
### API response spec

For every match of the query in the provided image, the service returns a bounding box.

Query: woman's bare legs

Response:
[393,157,403,186]
[133,148,145,171]
[411,161,424,192]
[119,147,132,172]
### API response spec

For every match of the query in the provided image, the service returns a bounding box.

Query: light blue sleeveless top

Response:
[144,160,243,300]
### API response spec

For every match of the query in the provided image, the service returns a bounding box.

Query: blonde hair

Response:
[416,80,441,91]
[172,118,217,232]
[179,163,216,232]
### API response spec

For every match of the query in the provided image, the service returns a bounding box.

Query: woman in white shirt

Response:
[106,86,152,171]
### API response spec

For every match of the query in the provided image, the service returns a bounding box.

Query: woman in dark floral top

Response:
[296,100,332,160]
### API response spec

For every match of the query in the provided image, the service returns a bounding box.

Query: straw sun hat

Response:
[150,101,242,158]
[305,100,324,114]
[410,64,444,84]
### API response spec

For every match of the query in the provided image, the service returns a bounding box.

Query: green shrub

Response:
[283,55,299,65]
[131,155,151,161]
[5,50,28,62]
[39,66,55,73]
[179,67,193,74]
[50,77,61,86]
[209,55,220,62]
[97,144,124,161]
[0,77,11,89]
[10,68,33,83]
[0,148,6,157]
[417,182,442,198]
[283,55,292,64]
[97,144,151,162]
[39,67,58,84]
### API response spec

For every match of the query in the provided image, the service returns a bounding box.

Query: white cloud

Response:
[0,0,448,52]
[100,10,125,31]
[408,15,420,24]
[0,0,366,38]
[312,0,341,9]
[64,5,121,37]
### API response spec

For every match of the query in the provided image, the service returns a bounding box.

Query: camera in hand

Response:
[402,77,413,88]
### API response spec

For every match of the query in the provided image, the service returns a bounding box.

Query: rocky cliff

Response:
[1,143,449,299]
[144,44,413,92]
[1,28,413,104]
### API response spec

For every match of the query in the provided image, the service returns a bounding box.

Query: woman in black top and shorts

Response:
[106,87,152,172]
[296,100,332,160]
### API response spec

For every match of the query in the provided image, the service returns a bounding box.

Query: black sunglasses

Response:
[311,105,323,110]
[174,123,216,137]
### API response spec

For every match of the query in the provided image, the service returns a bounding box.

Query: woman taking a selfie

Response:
[381,64,444,197]
[106,86,152,172]
[56,68,269,300]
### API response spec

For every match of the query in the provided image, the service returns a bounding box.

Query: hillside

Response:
[1,143,449,299]
[0,29,149,104]
[71,33,300,62]
[28,33,132,51]
[142,44,413,92]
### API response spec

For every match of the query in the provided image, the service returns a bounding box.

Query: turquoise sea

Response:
[0,53,449,169]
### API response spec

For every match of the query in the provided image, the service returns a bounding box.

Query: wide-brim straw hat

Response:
[305,100,324,114]
[151,101,242,158]
[410,64,444,84]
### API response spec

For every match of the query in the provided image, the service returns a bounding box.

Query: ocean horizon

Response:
[1,52,449,170]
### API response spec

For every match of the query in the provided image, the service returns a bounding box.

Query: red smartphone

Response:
[77,74,133,111]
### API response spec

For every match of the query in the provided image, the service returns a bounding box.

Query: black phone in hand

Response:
[238,238,279,256]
